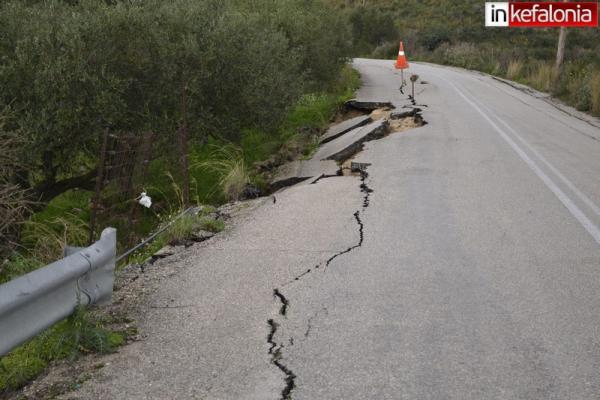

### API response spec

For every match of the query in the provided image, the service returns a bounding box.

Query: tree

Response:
[349,7,398,53]
[0,0,351,207]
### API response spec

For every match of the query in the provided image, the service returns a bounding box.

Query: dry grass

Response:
[164,171,186,213]
[20,215,89,264]
[591,70,600,116]
[492,61,502,75]
[506,60,523,80]
[0,184,31,248]
[0,110,33,255]
[527,62,556,92]
[437,43,483,69]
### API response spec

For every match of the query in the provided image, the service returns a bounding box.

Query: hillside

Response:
[325,0,600,115]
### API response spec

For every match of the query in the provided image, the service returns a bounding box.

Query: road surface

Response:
[67,59,600,400]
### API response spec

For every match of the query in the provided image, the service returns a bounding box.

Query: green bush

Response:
[0,253,42,285]
[0,0,350,205]
[574,80,592,112]
[199,218,226,234]
[371,41,400,60]
[0,0,354,276]
[349,7,397,55]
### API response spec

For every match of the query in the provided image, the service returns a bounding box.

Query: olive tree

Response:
[0,0,351,207]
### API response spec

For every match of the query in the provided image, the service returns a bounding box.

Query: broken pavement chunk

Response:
[152,245,180,259]
[344,99,395,112]
[270,160,339,191]
[350,161,371,173]
[190,230,215,243]
[320,115,372,144]
[312,119,389,162]
[390,108,422,119]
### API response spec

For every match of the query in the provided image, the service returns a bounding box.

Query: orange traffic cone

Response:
[395,42,409,70]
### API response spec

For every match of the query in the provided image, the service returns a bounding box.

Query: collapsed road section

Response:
[266,99,427,399]
[270,100,426,190]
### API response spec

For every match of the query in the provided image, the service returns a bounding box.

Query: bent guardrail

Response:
[0,228,116,356]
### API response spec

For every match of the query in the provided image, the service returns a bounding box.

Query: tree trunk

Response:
[555,0,569,79]
[179,81,190,207]
[33,169,97,205]
[555,27,567,74]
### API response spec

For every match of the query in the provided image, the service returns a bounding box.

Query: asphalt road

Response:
[68,59,600,400]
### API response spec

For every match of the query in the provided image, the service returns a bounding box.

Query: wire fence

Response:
[87,125,191,244]
[90,130,148,245]
[115,206,195,263]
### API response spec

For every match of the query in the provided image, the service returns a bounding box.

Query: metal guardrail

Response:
[0,228,117,356]
[116,206,195,263]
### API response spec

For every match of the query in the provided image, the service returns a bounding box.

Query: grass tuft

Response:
[192,145,250,202]
[590,70,600,116]
[199,217,225,233]
[527,61,556,92]
[0,306,123,393]
[0,254,42,285]
[166,214,198,244]
[506,60,523,81]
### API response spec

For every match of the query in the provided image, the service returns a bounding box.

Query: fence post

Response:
[179,81,190,207]
[127,131,155,249]
[89,129,110,245]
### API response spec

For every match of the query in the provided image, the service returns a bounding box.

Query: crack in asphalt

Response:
[268,312,296,399]
[273,289,289,316]
[325,171,370,267]
[292,268,312,281]
[325,210,364,267]
[266,170,372,399]
[359,171,373,208]
[310,173,340,184]
[267,319,279,355]
[304,307,328,338]
[272,348,296,400]
[265,107,426,398]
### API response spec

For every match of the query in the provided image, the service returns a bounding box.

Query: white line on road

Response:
[450,82,600,246]
[461,87,600,220]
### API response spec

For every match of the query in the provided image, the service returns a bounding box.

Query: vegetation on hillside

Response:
[0,0,353,269]
[328,0,600,115]
[3,0,596,393]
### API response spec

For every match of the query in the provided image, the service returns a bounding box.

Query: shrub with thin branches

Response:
[0,111,32,257]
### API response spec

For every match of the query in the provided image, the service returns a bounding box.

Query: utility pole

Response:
[555,0,569,79]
